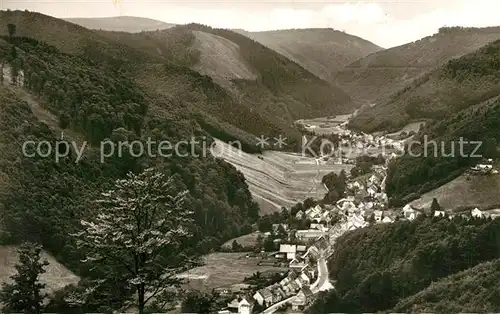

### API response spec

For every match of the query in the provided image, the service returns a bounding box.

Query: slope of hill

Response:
[0,31,262,311]
[349,37,500,133]
[337,26,500,109]
[309,216,500,313]
[65,16,175,32]
[0,246,79,295]
[376,39,500,205]
[391,258,500,313]
[385,98,500,206]
[183,24,352,118]
[410,173,500,211]
[102,23,353,146]
[235,28,382,82]
[2,11,353,152]
[0,10,149,67]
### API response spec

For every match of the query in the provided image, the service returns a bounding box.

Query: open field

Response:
[0,246,79,295]
[212,139,352,214]
[192,30,256,91]
[410,173,500,211]
[177,253,288,292]
[222,232,261,249]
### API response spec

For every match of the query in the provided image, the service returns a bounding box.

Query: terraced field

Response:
[211,139,352,214]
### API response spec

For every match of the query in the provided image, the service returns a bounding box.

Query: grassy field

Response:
[0,246,79,295]
[212,139,352,214]
[191,30,256,90]
[176,253,287,292]
[410,173,500,211]
[221,232,261,249]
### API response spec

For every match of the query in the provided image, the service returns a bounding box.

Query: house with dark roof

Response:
[292,286,314,311]
[253,288,273,307]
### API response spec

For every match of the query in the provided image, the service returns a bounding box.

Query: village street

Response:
[310,254,330,293]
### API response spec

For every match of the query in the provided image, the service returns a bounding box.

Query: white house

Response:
[295,229,326,240]
[238,297,254,314]
[279,244,297,260]
[374,210,383,222]
[382,216,393,223]
[434,210,446,217]
[471,208,483,218]
[253,288,273,306]
[403,204,418,220]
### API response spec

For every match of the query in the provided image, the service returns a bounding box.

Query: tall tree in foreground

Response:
[0,242,49,314]
[6,24,16,42]
[72,168,199,314]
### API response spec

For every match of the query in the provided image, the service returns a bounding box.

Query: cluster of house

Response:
[218,126,498,313]
[336,127,405,162]
[346,170,388,205]
[252,266,316,309]
[433,206,497,220]
[247,241,323,312]
[470,159,498,175]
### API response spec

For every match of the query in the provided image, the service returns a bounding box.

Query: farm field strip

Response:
[212,139,351,213]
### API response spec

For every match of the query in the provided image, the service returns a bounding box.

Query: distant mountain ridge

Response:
[94,23,353,145]
[335,26,500,108]
[349,36,500,133]
[65,16,176,32]
[235,28,383,82]
[1,11,353,151]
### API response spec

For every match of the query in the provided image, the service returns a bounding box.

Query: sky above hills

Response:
[2,0,500,48]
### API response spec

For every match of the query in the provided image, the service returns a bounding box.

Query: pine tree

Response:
[0,243,49,314]
[430,198,441,215]
[368,213,376,224]
[72,168,200,314]
[232,240,241,252]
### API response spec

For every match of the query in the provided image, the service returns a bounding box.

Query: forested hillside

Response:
[309,215,500,313]
[235,28,382,82]
[1,10,352,151]
[0,29,259,312]
[98,23,353,140]
[365,38,500,205]
[349,38,500,133]
[384,97,500,206]
[337,26,500,109]
[392,258,500,312]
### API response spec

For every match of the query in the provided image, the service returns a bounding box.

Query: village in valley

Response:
[195,117,500,314]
